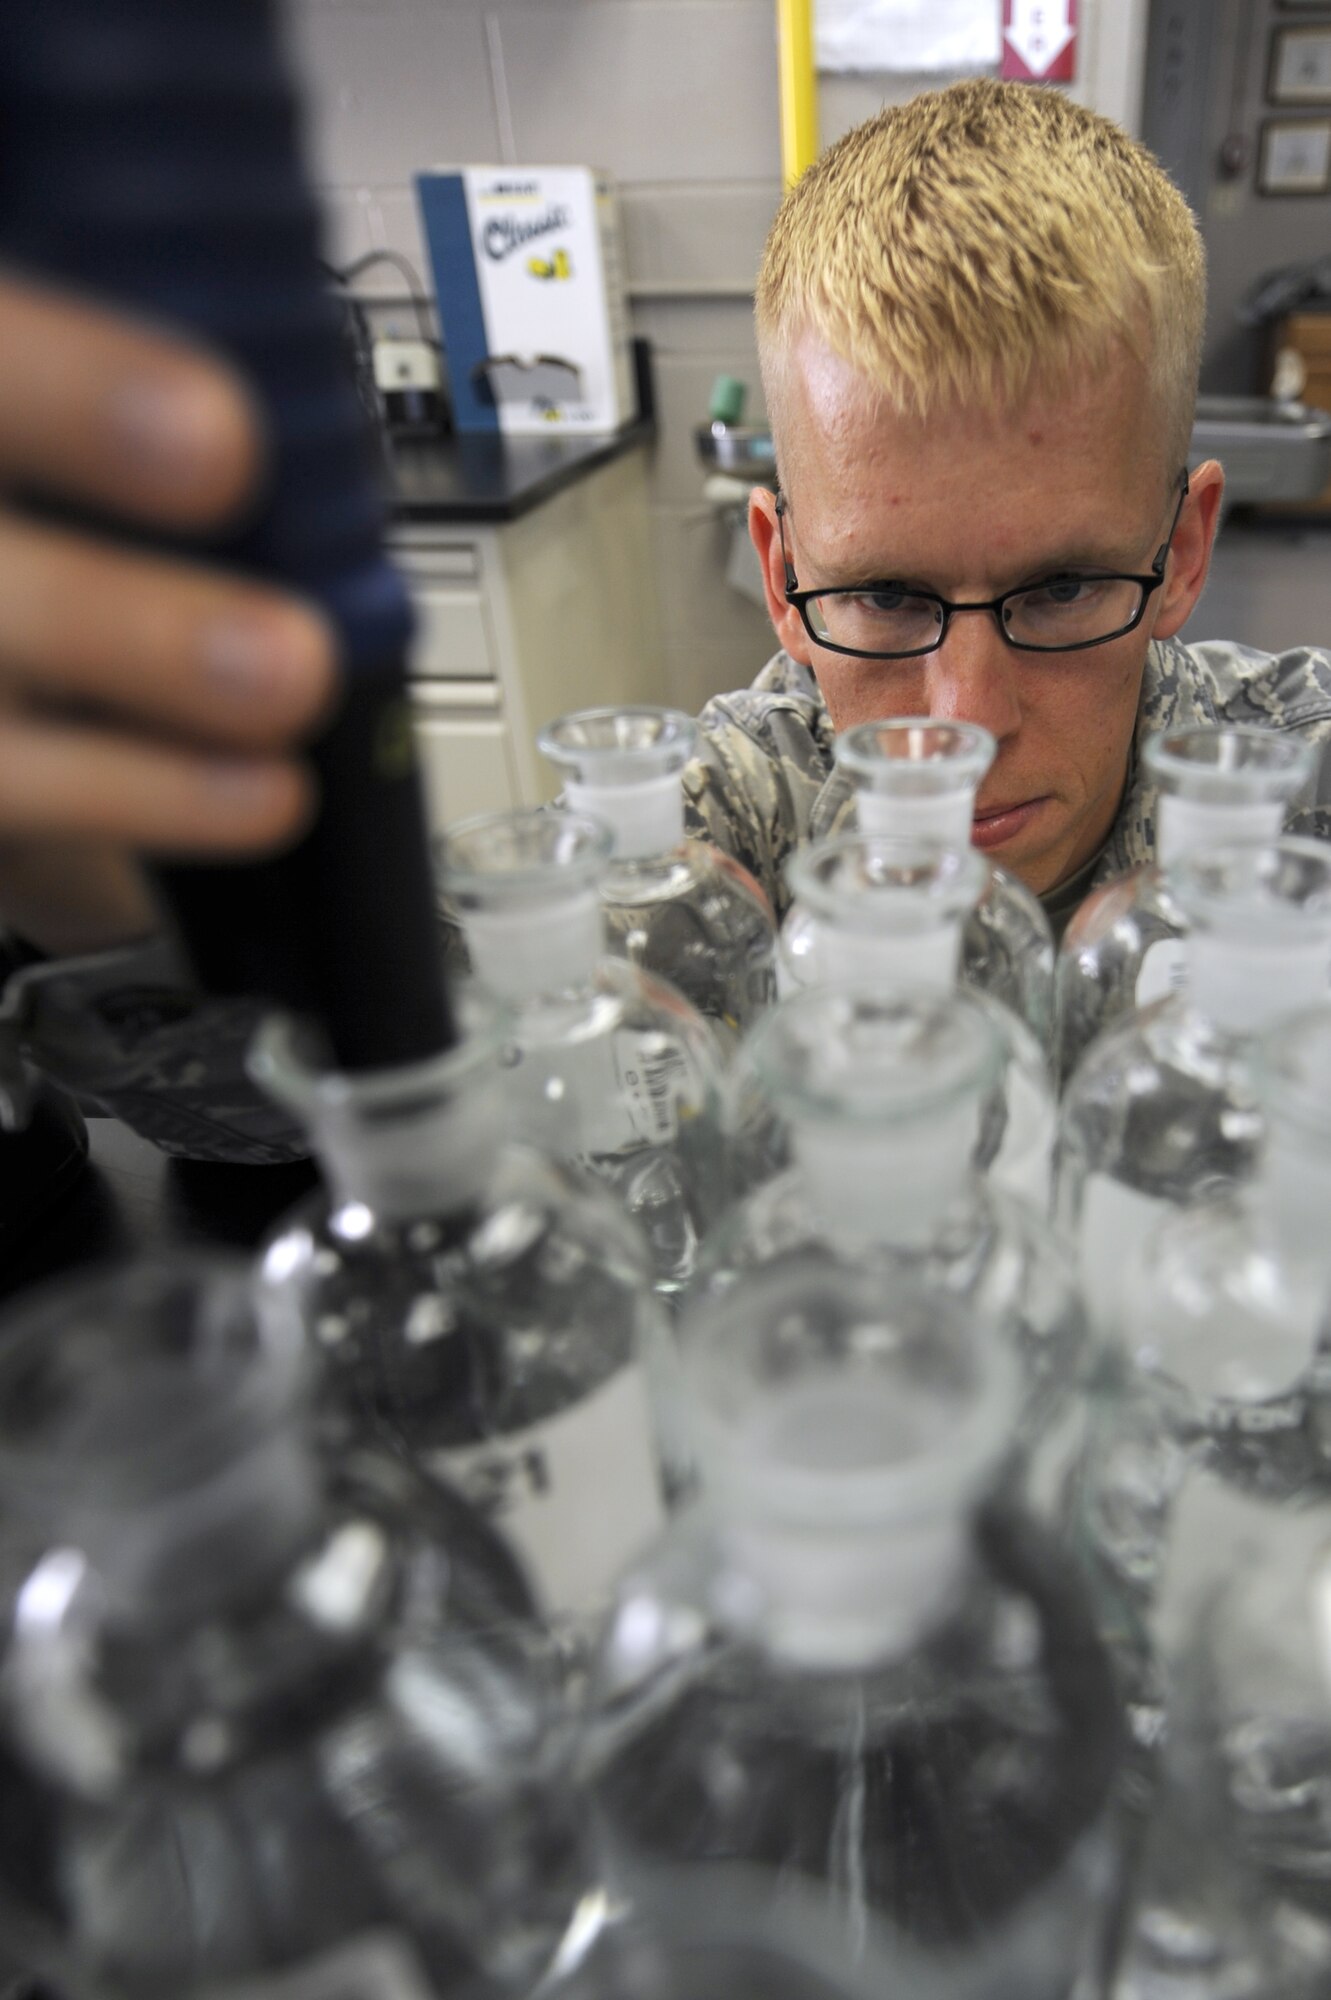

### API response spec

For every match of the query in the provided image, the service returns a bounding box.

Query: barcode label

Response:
[508,1028,689,1157]
[616,1036,687,1145]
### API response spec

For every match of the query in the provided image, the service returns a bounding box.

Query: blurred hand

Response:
[0,274,338,955]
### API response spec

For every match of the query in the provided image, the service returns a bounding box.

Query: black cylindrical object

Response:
[0,0,455,1070]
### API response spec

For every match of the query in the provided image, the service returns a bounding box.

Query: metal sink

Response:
[696,396,1331,510]
[1190,395,1331,505]
[694,421,777,484]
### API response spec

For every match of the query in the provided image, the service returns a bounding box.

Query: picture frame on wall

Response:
[1258,116,1331,193]
[1269,25,1331,102]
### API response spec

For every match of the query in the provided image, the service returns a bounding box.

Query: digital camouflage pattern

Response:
[5,635,1331,1163]
[0,935,306,1164]
[684,636,1331,920]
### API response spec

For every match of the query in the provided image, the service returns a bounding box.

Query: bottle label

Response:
[1078,1174,1168,1340]
[991,1061,1055,1213]
[517,1029,689,1157]
[431,1364,665,1616]
[200,1931,439,2000]
[1135,938,1188,1009]
[613,1032,688,1146]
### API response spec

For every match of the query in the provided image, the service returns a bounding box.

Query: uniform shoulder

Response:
[1113,635,1331,871]
[695,650,829,745]
[685,651,834,912]
[1140,634,1331,738]
[691,648,834,827]
[4,937,308,1164]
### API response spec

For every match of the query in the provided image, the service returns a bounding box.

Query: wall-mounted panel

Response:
[493,1,781,183]
[1143,0,1331,395]
[655,510,777,660]
[285,0,500,185]
[620,183,779,293]
[643,343,767,508]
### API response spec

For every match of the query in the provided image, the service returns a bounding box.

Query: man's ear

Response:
[1152,459,1225,641]
[749,488,816,663]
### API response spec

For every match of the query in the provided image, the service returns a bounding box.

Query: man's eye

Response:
[854,586,910,613]
[1026,576,1102,607]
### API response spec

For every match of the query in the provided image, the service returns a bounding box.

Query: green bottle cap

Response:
[708,373,747,426]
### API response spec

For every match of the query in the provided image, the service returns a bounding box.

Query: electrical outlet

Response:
[372,338,441,393]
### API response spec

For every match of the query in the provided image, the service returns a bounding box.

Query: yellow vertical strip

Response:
[776,0,819,191]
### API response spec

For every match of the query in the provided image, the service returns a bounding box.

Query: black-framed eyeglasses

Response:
[776,469,1190,660]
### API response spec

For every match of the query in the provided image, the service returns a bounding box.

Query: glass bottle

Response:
[436,808,728,1301]
[1111,1475,1331,2000]
[1055,725,1314,1087]
[250,997,671,1626]
[791,718,1055,1046]
[776,833,1056,1210]
[1076,1001,1331,1626]
[0,1256,593,1998]
[694,984,1088,1517]
[537,706,777,1055]
[538,1906,916,2000]
[587,1263,1123,2000]
[1055,836,1331,1351]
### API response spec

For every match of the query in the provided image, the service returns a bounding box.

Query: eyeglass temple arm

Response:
[774,489,800,594]
[1153,467,1191,573]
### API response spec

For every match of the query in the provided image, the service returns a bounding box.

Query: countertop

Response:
[385,336,656,525]
[0,1117,317,1309]
[386,412,655,525]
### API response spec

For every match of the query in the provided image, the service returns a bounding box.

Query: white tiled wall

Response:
[284,0,1149,716]
[1191,520,1331,655]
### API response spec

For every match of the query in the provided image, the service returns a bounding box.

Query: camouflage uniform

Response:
[0,936,306,1165]
[684,636,1331,920]
[5,634,1330,1165]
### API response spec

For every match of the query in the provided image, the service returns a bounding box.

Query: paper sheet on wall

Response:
[815,0,1000,74]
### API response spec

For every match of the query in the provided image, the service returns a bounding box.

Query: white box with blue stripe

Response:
[416,165,635,436]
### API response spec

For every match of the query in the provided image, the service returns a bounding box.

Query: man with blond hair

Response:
[685,79,1331,927]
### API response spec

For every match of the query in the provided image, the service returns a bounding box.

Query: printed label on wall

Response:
[1001,0,1077,81]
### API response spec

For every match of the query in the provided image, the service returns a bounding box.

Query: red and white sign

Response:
[1001,0,1077,82]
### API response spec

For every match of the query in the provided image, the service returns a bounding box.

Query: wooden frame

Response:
[1269,25,1331,103]
[1258,116,1331,193]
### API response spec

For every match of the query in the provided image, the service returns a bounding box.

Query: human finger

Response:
[0,714,314,853]
[0,512,337,750]
[0,272,262,531]
[0,841,158,958]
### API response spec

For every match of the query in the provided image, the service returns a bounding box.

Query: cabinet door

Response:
[392,540,497,680]
[413,698,516,830]
[407,585,496,679]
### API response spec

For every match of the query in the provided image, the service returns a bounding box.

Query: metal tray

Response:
[695,397,1331,507]
[1190,395,1331,505]
[695,422,777,482]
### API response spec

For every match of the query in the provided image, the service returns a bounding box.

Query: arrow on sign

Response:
[1002,0,1077,82]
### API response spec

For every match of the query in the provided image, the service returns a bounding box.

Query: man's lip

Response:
[971,797,1047,849]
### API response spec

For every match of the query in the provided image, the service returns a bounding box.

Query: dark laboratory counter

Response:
[385,337,656,524]
[0,1116,317,1311]
[388,411,655,524]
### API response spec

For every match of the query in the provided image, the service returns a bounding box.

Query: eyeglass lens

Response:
[805,575,1148,656]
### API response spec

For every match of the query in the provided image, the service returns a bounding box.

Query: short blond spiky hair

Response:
[756,79,1206,476]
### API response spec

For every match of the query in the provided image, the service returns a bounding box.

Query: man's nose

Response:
[921,607,1023,743]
